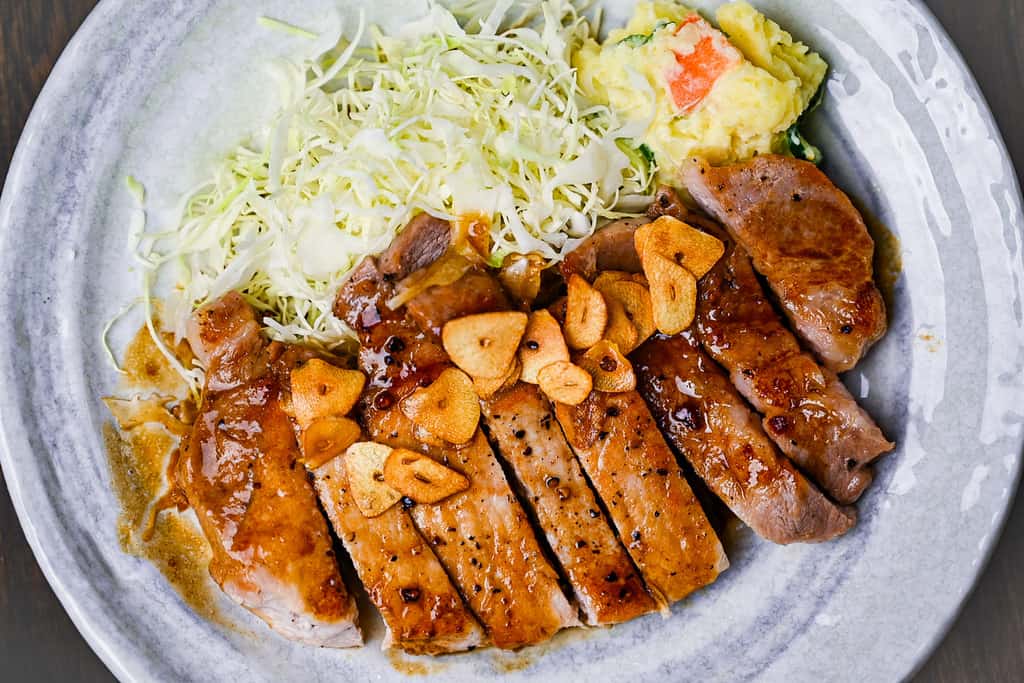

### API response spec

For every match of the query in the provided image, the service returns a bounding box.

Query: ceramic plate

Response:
[1,1,1022,681]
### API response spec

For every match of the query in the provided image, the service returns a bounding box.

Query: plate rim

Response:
[0,0,1021,681]
[0,5,142,681]
[883,0,1024,677]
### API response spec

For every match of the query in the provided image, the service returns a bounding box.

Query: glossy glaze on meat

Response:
[378,212,452,282]
[555,391,728,603]
[405,270,511,340]
[647,184,692,222]
[633,333,856,544]
[313,457,485,654]
[335,256,577,649]
[406,268,661,625]
[697,228,893,504]
[683,156,887,372]
[180,292,361,647]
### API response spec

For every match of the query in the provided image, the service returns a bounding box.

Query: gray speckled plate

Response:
[1,1,1023,681]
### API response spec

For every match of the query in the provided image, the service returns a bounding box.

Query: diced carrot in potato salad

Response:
[574,1,828,179]
[664,17,742,113]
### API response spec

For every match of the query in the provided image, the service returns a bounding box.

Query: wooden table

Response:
[1,1,1021,681]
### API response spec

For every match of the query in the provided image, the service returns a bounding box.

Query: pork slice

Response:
[186,290,265,392]
[697,229,893,503]
[359,324,578,648]
[337,241,577,649]
[406,267,662,624]
[683,155,887,372]
[378,212,452,282]
[558,190,697,283]
[181,292,361,647]
[647,184,690,221]
[633,333,856,544]
[555,390,729,603]
[483,385,660,624]
[560,217,649,282]
[313,457,485,654]
[558,220,731,600]
[405,270,511,340]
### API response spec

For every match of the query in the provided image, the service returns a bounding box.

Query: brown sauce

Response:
[453,212,493,258]
[490,626,598,674]
[491,650,541,674]
[872,221,903,310]
[385,650,448,676]
[104,325,223,623]
[121,324,194,397]
[918,331,942,353]
[384,621,598,675]
[851,202,903,311]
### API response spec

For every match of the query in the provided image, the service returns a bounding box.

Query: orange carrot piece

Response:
[665,30,739,112]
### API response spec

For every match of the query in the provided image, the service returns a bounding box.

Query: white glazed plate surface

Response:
[1,1,1023,681]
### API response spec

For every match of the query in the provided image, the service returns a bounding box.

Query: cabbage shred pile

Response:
[141,0,652,353]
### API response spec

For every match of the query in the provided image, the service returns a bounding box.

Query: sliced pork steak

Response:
[334,233,577,648]
[697,226,893,504]
[683,155,887,372]
[554,252,730,602]
[377,212,452,282]
[634,333,856,544]
[561,214,855,540]
[484,384,662,623]
[312,453,484,654]
[560,217,648,282]
[555,390,730,603]
[406,265,662,625]
[181,292,361,647]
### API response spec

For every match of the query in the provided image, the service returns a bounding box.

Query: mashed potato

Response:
[574,1,827,180]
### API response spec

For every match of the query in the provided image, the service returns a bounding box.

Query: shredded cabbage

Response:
[136,0,651,355]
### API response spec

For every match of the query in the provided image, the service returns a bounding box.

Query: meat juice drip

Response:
[385,650,441,676]
[842,195,903,314]
[121,324,195,395]
[871,220,903,313]
[142,445,189,542]
[104,326,223,623]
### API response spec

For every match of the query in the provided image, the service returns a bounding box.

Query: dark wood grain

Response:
[1,5,117,681]
[911,3,1024,680]
[0,1,1021,681]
